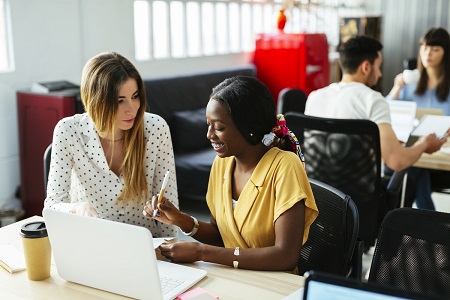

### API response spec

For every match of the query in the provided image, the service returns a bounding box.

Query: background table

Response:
[413,146,450,171]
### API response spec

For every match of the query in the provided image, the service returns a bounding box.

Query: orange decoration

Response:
[277,9,287,31]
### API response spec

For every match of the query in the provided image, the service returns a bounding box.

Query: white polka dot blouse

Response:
[43,112,179,238]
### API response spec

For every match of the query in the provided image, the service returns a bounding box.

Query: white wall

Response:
[0,0,250,207]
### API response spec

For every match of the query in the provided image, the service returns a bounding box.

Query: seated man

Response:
[305,35,446,208]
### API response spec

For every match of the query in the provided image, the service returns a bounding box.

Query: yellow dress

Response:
[206,147,318,250]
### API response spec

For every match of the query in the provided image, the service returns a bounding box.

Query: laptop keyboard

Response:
[160,275,186,295]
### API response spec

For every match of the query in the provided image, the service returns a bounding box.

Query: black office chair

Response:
[431,171,450,195]
[43,144,52,191]
[277,88,307,115]
[403,58,417,70]
[299,179,362,279]
[285,112,407,249]
[368,208,450,298]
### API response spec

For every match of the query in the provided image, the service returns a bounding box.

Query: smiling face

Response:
[114,78,141,136]
[206,99,251,158]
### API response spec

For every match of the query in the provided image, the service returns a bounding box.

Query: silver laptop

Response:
[42,208,207,300]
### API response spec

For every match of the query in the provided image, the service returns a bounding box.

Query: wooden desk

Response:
[0,217,304,299]
[413,146,450,171]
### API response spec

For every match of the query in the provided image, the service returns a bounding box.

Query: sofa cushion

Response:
[175,148,217,201]
[144,65,257,125]
[171,107,209,153]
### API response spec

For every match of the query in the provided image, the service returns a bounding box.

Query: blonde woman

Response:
[44,52,178,237]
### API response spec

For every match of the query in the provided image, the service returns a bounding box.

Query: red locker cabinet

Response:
[17,90,79,217]
[253,33,330,102]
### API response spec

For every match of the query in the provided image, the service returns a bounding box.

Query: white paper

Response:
[411,115,450,138]
[440,147,450,155]
[153,237,176,249]
[0,244,26,273]
[387,100,417,143]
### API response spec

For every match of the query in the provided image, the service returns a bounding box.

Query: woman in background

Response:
[388,27,450,210]
[388,27,450,114]
[44,52,178,237]
[144,76,318,272]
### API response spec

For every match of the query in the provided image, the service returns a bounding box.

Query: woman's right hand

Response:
[143,195,182,225]
[71,202,100,218]
[388,73,405,99]
[393,73,405,89]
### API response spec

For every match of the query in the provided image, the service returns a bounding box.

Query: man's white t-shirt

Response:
[305,82,391,125]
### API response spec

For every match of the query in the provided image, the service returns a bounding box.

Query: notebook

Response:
[42,208,207,300]
[302,271,446,300]
[405,114,450,147]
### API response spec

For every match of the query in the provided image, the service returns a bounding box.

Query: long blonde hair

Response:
[80,52,149,203]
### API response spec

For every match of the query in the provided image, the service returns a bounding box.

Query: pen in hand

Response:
[153,171,170,217]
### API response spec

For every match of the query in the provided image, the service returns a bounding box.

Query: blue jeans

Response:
[407,167,435,210]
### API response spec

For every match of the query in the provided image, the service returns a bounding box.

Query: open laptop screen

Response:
[305,280,411,300]
[303,271,446,300]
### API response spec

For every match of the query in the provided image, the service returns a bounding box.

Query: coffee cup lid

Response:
[20,221,48,238]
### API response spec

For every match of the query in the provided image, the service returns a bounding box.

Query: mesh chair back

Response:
[305,131,378,202]
[285,112,383,248]
[369,208,450,298]
[277,88,307,115]
[299,179,359,277]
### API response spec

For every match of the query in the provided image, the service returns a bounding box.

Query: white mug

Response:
[403,69,420,85]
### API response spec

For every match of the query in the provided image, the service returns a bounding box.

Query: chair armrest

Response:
[386,168,408,209]
[348,237,364,279]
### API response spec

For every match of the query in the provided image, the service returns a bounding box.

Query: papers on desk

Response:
[405,115,450,147]
[388,99,450,145]
[153,237,176,248]
[440,147,450,155]
[0,244,26,273]
[410,115,450,138]
[387,100,417,143]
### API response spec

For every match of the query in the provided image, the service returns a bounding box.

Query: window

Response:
[134,0,364,61]
[0,0,13,72]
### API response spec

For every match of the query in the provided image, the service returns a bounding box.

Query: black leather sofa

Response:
[143,65,257,202]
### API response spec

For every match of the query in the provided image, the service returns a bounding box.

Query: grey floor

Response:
[177,192,450,279]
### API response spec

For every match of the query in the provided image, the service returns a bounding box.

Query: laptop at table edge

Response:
[302,271,447,300]
[42,208,207,300]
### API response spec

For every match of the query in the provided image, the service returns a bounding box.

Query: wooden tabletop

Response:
[414,142,450,171]
[0,216,304,300]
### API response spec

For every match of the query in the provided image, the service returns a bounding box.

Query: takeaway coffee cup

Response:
[20,221,51,280]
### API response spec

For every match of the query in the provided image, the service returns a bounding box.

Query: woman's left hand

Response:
[159,240,202,263]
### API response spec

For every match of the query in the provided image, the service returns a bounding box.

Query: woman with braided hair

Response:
[143,76,318,273]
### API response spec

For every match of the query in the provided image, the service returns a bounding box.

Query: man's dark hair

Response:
[338,36,383,74]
